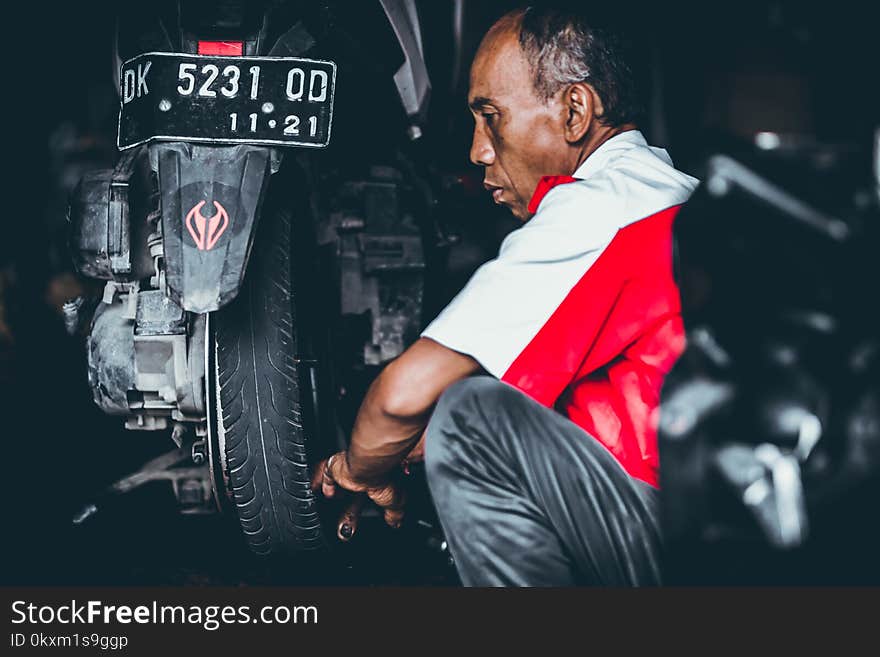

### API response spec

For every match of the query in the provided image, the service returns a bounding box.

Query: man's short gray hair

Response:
[516,6,644,127]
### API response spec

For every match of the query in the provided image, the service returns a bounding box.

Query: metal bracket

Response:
[72,444,215,525]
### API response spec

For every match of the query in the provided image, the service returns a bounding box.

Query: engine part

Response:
[87,282,206,429]
[69,147,142,280]
[88,289,137,417]
[328,174,426,365]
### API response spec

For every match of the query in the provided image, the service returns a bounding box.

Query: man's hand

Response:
[310,451,406,542]
[313,338,480,542]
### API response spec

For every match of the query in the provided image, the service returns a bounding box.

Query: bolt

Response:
[262,102,274,114]
[158,99,171,112]
[191,442,206,465]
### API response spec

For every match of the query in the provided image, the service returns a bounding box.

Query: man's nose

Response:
[470,127,495,167]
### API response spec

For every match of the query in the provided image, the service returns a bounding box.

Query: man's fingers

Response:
[311,453,404,532]
[368,484,406,529]
[322,460,337,499]
[384,505,405,529]
[337,495,365,542]
[312,456,338,499]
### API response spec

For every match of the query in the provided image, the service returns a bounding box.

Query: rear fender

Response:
[150,142,279,313]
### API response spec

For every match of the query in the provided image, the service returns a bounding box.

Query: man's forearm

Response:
[344,372,430,485]
[341,338,482,486]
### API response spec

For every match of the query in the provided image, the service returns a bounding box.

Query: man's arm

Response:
[341,337,482,486]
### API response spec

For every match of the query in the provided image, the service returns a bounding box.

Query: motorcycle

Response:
[66,0,454,558]
[660,132,880,583]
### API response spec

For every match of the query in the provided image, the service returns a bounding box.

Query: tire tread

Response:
[215,207,323,555]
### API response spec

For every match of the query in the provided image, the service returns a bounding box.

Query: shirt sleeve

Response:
[421,182,624,404]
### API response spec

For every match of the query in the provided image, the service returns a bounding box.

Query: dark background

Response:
[1,0,878,585]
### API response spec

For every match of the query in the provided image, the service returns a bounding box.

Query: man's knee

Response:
[424,376,508,482]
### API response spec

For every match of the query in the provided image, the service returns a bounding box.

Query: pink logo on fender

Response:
[185,200,229,251]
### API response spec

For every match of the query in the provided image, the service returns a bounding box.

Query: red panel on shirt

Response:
[527,175,579,214]
[503,177,685,487]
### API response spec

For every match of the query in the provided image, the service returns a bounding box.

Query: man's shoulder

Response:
[536,144,699,230]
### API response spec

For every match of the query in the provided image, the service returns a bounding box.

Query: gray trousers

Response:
[424,377,662,587]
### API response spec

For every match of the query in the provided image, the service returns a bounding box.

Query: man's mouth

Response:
[484,182,504,204]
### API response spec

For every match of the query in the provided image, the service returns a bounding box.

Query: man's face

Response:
[468,25,568,221]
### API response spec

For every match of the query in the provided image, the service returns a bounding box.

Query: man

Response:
[311,6,698,586]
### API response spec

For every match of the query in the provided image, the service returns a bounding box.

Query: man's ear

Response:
[563,82,604,143]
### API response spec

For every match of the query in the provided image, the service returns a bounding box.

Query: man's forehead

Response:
[468,27,530,107]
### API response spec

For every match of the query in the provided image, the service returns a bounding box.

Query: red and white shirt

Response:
[422,130,699,487]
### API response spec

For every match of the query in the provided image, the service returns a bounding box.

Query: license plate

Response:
[117,52,337,150]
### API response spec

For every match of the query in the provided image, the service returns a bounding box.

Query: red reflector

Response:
[197,41,243,56]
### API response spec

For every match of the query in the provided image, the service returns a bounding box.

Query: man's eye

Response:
[482,113,496,123]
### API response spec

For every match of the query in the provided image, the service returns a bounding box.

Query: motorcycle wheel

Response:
[212,198,327,555]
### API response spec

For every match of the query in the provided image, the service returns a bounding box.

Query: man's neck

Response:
[572,123,639,173]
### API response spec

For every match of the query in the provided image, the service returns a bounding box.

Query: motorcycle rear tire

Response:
[213,203,325,555]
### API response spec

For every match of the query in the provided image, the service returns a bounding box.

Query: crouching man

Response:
[312,5,698,586]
